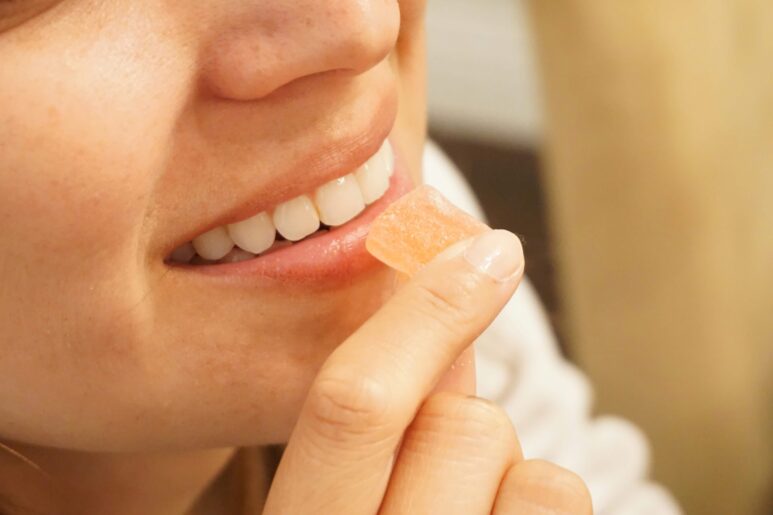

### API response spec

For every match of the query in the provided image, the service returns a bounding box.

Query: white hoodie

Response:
[423,142,682,515]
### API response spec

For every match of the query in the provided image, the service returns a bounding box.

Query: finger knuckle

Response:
[413,393,516,453]
[306,374,395,442]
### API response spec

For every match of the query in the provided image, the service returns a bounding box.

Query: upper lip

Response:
[167,92,398,255]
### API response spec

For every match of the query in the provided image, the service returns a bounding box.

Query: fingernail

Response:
[463,230,523,282]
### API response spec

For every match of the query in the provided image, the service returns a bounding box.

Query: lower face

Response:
[0,1,428,452]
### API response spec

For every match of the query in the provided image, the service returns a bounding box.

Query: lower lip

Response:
[179,156,414,286]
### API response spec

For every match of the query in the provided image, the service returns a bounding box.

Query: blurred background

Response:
[425,1,773,514]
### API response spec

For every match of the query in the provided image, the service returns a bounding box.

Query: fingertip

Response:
[427,229,524,283]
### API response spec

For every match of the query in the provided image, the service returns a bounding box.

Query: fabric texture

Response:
[422,141,682,515]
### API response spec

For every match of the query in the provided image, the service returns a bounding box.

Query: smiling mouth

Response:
[167,139,395,266]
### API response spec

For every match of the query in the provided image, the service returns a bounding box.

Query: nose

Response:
[202,1,400,101]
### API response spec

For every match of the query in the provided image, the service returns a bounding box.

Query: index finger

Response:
[263,229,523,515]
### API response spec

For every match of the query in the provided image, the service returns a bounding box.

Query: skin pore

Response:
[0,0,428,513]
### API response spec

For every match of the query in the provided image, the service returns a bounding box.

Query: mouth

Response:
[166,138,413,283]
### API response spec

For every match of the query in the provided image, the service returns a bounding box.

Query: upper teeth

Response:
[183,140,395,263]
[271,194,320,242]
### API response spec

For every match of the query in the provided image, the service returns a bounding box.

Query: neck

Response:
[0,441,258,515]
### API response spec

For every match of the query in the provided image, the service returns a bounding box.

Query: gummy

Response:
[366,185,490,276]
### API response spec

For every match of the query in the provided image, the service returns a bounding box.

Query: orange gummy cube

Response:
[366,185,490,276]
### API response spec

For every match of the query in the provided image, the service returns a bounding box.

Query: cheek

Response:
[0,113,149,261]
[392,2,427,180]
[0,23,175,261]
[0,49,156,362]
[0,4,190,339]
[0,5,192,444]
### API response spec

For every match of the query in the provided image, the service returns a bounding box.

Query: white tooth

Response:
[355,140,394,204]
[170,242,196,263]
[272,195,320,241]
[381,139,395,176]
[314,174,366,226]
[227,211,276,254]
[192,226,233,260]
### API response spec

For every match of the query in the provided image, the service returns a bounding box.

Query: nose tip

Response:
[202,1,400,101]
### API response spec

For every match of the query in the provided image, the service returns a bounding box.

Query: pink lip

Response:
[173,148,414,287]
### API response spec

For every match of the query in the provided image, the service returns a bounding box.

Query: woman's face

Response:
[0,0,427,451]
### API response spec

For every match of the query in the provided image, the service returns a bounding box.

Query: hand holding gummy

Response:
[263,186,555,515]
[365,184,495,395]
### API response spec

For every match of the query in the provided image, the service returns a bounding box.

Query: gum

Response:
[365,185,490,276]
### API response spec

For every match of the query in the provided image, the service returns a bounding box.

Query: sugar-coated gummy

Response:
[365,185,490,276]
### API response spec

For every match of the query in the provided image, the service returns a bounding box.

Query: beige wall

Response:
[527,1,773,514]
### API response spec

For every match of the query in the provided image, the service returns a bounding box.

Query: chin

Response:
[117,264,399,451]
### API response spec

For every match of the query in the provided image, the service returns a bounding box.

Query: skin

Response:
[0,1,592,514]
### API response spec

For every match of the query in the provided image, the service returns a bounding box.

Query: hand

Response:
[264,230,592,514]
